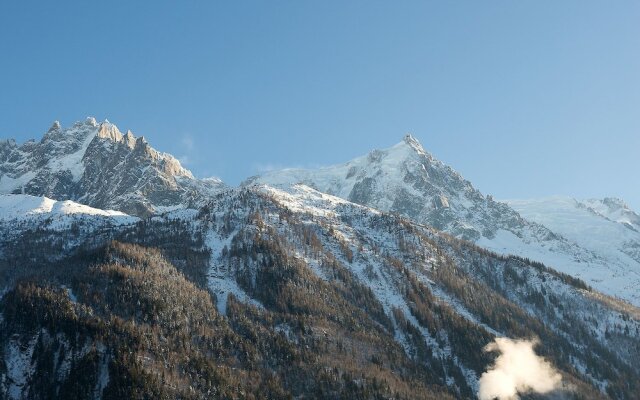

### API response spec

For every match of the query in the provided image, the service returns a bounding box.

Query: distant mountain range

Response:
[0,119,638,399]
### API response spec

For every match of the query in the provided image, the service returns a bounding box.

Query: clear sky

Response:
[1,1,638,210]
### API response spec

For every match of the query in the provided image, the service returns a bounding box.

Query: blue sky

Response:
[1,1,638,210]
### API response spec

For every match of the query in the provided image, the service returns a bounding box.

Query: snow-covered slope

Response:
[503,196,640,305]
[0,194,129,220]
[0,118,224,216]
[0,194,137,228]
[247,135,640,305]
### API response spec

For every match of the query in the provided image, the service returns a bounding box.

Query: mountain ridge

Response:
[0,118,224,216]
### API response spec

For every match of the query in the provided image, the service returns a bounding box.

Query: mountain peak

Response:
[601,197,628,210]
[85,116,98,127]
[402,133,419,146]
[0,138,17,150]
[97,121,123,142]
[399,133,428,157]
[47,120,61,134]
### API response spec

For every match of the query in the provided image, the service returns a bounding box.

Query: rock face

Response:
[0,118,223,216]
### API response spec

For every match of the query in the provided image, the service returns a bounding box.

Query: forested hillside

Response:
[1,185,638,399]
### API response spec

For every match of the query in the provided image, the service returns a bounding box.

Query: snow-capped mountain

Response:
[0,118,223,216]
[247,135,640,305]
[246,135,563,241]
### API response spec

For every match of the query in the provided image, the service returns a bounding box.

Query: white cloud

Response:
[478,338,562,400]
[177,155,192,166]
[176,134,196,166]
[181,135,195,151]
[253,163,295,173]
[252,161,328,175]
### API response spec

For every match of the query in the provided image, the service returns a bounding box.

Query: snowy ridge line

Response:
[0,194,131,220]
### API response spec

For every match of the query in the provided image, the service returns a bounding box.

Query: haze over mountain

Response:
[0,119,638,399]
